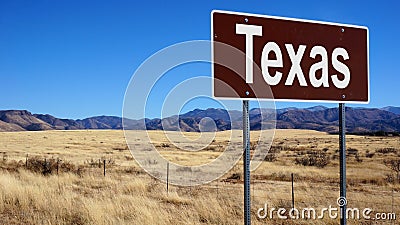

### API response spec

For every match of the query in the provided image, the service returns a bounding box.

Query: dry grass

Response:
[0,129,398,224]
[0,170,246,225]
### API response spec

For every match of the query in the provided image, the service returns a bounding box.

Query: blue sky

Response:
[1,1,399,119]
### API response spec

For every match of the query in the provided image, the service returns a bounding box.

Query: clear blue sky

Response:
[1,1,399,119]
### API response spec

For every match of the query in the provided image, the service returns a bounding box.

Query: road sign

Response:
[212,10,369,102]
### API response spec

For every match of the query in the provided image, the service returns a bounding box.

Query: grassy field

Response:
[0,129,399,224]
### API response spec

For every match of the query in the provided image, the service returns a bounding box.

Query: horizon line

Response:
[1,105,398,121]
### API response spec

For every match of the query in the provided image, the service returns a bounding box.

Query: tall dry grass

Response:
[0,129,398,224]
[0,169,247,225]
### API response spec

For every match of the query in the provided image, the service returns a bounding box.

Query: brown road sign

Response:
[212,10,369,103]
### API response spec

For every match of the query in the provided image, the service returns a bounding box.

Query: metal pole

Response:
[339,103,346,225]
[243,100,251,225]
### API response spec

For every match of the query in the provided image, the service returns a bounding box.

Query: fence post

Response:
[291,173,295,210]
[103,159,106,176]
[57,158,59,175]
[252,179,255,202]
[216,180,219,198]
[43,158,47,174]
[166,162,169,194]
[392,189,394,222]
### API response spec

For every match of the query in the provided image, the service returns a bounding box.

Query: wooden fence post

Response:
[43,158,47,174]
[103,159,106,176]
[57,158,59,175]
[291,173,295,210]
[166,162,169,194]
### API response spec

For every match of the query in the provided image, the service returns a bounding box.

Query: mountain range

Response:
[0,106,399,133]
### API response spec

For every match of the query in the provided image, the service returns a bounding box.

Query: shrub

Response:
[269,146,282,153]
[264,153,277,162]
[227,173,241,180]
[161,143,170,148]
[347,148,358,155]
[385,173,395,183]
[355,153,363,163]
[365,152,375,158]
[86,158,101,167]
[205,146,217,151]
[273,199,292,215]
[112,145,128,151]
[384,159,400,183]
[295,151,330,168]
[377,148,398,154]
[125,155,134,161]
[26,157,76,175]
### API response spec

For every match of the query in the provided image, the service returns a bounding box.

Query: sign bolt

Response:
[341,28,345,32]
[245,91,250,96]
[342,94,346,99]
[245,18,248,23]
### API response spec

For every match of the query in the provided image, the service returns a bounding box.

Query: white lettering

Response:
[277,208,287,219]
[261,42,283,85]
[331,47,350,89]
[362,208,372,219]
[309,46,329,87]
[235,24,352,90]
[257,204,268,219]
[236,24,262,83]
[285,44,307,86]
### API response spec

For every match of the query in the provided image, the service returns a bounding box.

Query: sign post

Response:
[339,103,346,224]
[212,10,368,225]
[243,100,251,225]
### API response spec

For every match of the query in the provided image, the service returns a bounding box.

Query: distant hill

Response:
[0,110,52,131]
[381,106,400,115]
[0,106,400,133]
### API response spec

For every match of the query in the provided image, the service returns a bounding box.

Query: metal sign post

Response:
[339,103,347,225]
[243,100,251,225]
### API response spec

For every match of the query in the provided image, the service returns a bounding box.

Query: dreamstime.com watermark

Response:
[257,197,397,221]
